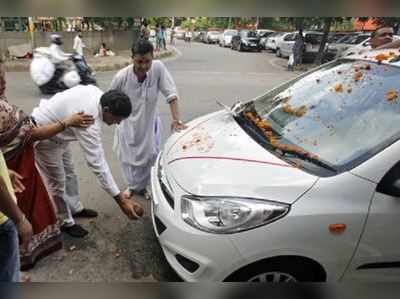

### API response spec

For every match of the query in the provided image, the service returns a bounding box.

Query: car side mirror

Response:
[377,166,400,198]
[392,179,400,194]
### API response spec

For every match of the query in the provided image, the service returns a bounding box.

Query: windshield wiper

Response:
[216,100,245,116]
[279,149,337,173]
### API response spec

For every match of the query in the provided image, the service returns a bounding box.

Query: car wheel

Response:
[276,48,282,57]
[225,259,323,282]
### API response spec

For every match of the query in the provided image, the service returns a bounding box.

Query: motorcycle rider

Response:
[48,34,72,65]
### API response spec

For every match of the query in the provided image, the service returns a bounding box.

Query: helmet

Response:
[50,34,63,46]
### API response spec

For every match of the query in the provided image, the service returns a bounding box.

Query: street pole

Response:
[28,17,36,50]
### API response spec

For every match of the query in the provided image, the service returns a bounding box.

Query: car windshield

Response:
[346,35,370,44]
[242,31,257,37]
[336,34,357,44]
[238,59,400,175]
[328,34,346,43]
[225,30,237,36]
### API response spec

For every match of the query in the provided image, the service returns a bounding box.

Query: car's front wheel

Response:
[225,258,324,282]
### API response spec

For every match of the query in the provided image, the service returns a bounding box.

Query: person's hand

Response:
[16,216,33,253]
[171,120,188,132]
[64,112,95,128]
[8,170,25,193]
[116,192,144,220]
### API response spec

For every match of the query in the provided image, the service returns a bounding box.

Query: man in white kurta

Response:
[110,39,186,196]
[73,31,86,57]
[32,85,142,237]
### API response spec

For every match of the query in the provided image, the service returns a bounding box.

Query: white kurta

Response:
[110,60,178,189]
[32,84,120,197]
[73,35,85,56]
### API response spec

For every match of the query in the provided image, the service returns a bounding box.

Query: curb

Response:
[4,49,176,72]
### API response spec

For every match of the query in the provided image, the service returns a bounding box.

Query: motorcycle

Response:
[30,47,97,95]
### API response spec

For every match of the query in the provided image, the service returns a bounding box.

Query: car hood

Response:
[163,111,318,204]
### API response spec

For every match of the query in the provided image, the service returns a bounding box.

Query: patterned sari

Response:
[0,64,62,270]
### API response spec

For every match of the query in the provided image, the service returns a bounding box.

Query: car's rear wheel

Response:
[225,258,324,282]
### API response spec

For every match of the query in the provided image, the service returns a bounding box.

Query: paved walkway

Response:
[4,48,176,72]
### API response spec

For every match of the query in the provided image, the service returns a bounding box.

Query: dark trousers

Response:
[0,219,20,282]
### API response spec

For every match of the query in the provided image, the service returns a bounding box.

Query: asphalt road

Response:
[6,40,298,281]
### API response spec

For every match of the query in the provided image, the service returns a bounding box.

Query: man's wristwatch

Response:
[172,119,183,125]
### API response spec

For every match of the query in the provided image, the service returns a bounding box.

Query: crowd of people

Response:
[0,37,186,282]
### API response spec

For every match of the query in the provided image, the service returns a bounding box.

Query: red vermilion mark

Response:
[167,156,294,168]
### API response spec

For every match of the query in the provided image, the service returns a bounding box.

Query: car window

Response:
[242,60,400,175]
[284,34,294,41]
[304,33,323,44]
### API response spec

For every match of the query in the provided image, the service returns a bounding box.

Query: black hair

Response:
[131,38,154,57]
[100,90,132,118]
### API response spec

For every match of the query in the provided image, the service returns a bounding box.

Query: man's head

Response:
[131,39,154,76]
[51,34,63,46]
[370,26,394,48]
[100,90,132,125]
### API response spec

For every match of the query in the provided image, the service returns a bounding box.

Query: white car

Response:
[206,31,221,44]
[151,49,400,282]
[341,35,400,58]
[265,32,287,51]
[326,33,370,59]
[276,31,323,61]
[218,29,238,47]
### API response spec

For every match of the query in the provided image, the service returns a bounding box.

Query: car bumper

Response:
[150,155,244,282]
[242,44,261,51]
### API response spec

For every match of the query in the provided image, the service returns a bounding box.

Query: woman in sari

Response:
[0,61,94,270]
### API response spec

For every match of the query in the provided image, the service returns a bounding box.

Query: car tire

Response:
[225,259,322,282]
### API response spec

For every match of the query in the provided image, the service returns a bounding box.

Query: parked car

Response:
[196,31,207,43]
[218,29,238,47]
[174,27,186,40]
[325,33,365,60]
[231,30,262,52]
[151,48,400,282]
[265,32,287,51]
[258,30,276,49]
[340,34,400,58]
[334,33,371,58]
[205,31,221,44]
[276,31,323,62]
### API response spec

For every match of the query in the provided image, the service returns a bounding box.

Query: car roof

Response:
[346,48,400,67]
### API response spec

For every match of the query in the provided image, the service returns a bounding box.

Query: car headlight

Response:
[181,195,290,234]
[241,39,248,45]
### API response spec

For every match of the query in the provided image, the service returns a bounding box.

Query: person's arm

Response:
[30,112,95,141]
[0,173,32,252]
[158,62,187,132]
[168,97,187,132]
[73,121,141,219]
